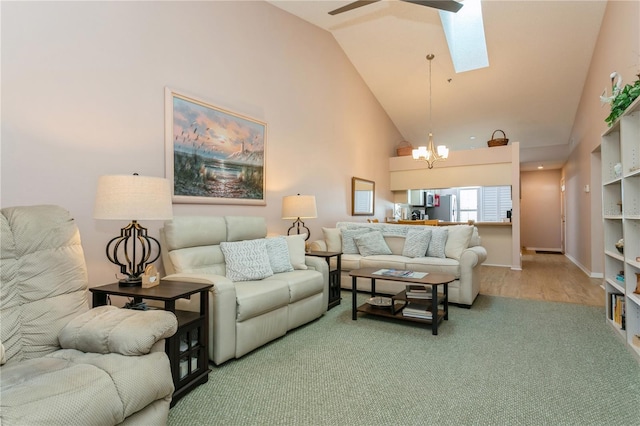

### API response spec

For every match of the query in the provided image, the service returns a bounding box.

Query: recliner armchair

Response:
[0,205,178,425]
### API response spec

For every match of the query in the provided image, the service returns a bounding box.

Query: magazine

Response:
[372,269,428,279]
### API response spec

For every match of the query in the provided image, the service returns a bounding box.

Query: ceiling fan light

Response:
[413,146,429,160]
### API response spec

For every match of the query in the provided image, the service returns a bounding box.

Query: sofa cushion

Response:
[322,227,342,252]
[360,255,408,270]
[285,234,308,270]
[427,227,448,258]
[265,237,294,273]
[445,225,474,260]
[225,216,268,242]
[220,239,273,282]
[235,279,290,321]
[341,254,363,271]
[402,229,432,258]
[264,270,324,303]
[342,228,372,254]
[162,216,227,250]
[353,231,392,256]
[168,245,225,275]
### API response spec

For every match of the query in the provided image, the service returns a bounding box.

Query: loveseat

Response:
[0,205,178,425]
[309,222,487,307]
[160,216,329,365]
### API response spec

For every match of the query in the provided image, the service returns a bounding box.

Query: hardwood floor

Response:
[480,250,605,307]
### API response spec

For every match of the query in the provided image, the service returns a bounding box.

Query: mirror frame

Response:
[351,177,375,216]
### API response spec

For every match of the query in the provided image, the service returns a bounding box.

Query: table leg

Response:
[92,292,107,307]
[443,283,449,321]
[352,275,357,320]
[371,278,376,297]
[432,284,438,335]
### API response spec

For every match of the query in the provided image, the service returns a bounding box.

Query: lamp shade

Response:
[282,195,317,219]
[94,174,173,221]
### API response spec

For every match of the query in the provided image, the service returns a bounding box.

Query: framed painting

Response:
[165,88,267,205]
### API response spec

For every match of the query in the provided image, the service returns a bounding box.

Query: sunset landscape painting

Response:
[165,88,266,205]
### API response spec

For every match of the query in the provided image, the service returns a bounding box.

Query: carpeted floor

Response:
[168,293,640,425]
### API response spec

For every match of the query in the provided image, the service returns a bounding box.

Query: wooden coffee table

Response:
[349,267,455,335]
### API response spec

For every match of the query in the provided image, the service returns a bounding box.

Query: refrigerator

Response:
[427,194,457,222]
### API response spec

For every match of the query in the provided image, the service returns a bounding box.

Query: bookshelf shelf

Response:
[602,95,640,363]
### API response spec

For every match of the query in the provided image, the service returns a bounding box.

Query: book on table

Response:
[405,284,443,300]
[402,302,433,320]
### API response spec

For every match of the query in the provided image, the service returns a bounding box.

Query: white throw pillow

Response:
[402,229,432,258]
[445,225,474,260]
[322,227,342,252]
[353,231,392,256]
[266,236,294,273]
[285,233,308,270]
[221,239,274,281]
[426,227,448,259]
[341,228,372,254]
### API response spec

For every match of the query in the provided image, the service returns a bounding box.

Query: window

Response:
[458,188,479,222]
[481,186,512,222]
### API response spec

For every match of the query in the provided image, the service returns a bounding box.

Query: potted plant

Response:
[604,72,640,126]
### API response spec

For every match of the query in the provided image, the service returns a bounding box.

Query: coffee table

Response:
[349,267,455,335]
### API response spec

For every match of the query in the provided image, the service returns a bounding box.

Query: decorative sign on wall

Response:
[165,88,267,205]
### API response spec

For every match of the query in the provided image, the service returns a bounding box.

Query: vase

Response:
[635,273,640,294]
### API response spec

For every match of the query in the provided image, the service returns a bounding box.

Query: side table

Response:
[306,251,342,309]
[89,280,212,407]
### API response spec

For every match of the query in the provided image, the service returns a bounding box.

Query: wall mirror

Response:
[352,177,375,216]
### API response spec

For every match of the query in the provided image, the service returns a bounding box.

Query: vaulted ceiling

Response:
[267,0,608,170]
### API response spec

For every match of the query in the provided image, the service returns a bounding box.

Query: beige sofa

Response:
[0,205,177,425]
[160,216,329,365]
[309,222,487,307]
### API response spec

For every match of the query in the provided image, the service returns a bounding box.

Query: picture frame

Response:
[165,88,267,205]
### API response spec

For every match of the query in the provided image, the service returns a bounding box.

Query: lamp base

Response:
[287,218,311,241]
[118,276,142,287]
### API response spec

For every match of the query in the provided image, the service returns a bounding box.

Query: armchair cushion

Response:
[58,306,177,356]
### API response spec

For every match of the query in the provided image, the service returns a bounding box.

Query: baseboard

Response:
[564,253,603,278]
[481,262,512,268]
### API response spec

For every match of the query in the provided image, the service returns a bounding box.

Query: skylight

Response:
[440,0,489,73]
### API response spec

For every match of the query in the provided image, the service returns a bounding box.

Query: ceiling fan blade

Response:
[402,0,463,13]
[328,0,381,16]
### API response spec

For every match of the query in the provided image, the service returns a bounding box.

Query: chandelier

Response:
[412,54,449,169]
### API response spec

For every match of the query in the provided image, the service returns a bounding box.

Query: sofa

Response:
[309,222,487,307]
[0,205,178,425]
[159,215,329,366]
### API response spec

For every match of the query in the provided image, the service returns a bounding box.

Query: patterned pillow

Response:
[353,231,392,256]
[266,237,294,273]
[426,227,448,259]
[341,228,372,254]
[220,239,274,282]
[402,229,432,258]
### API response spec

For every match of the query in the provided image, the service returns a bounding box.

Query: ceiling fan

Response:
[328,0,463,16]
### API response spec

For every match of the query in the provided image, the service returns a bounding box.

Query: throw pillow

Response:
[220,239,274,281]
[341,228,372,254]
[322,227,342,252]
[285,233,308,270]
[402,229,432,258]
[445,225,474,260]
[426,227,448,259]
[353,231,392,257]
[265,236,294,273]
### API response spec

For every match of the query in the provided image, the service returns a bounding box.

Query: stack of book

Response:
[405,285,433,299]
[402,302,432,320]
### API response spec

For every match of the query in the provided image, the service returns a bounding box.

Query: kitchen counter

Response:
[389,220,511,227]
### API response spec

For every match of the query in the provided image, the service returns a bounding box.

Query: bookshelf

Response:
[601,95,640,361]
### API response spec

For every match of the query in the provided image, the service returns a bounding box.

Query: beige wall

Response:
[520,169,562,251]
[0,1,403,285]
[565,0,639,277]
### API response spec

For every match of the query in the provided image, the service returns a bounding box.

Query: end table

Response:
[306,251,342,309]
[89,280,212,407]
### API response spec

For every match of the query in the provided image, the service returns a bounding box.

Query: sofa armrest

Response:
[163,273,237,365]
[304,255,330,308]
[308,239,327,252]
[58,306,177,356]
[460,245,488,267]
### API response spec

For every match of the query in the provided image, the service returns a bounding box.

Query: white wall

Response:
[0,1,403,285]
[565,0,639,276]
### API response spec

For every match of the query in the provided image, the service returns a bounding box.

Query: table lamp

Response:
[94,173,173,286]
[282,194,317,241]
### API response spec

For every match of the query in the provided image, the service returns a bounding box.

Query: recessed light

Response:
[470,136,476,140]
[537,165,544,170]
